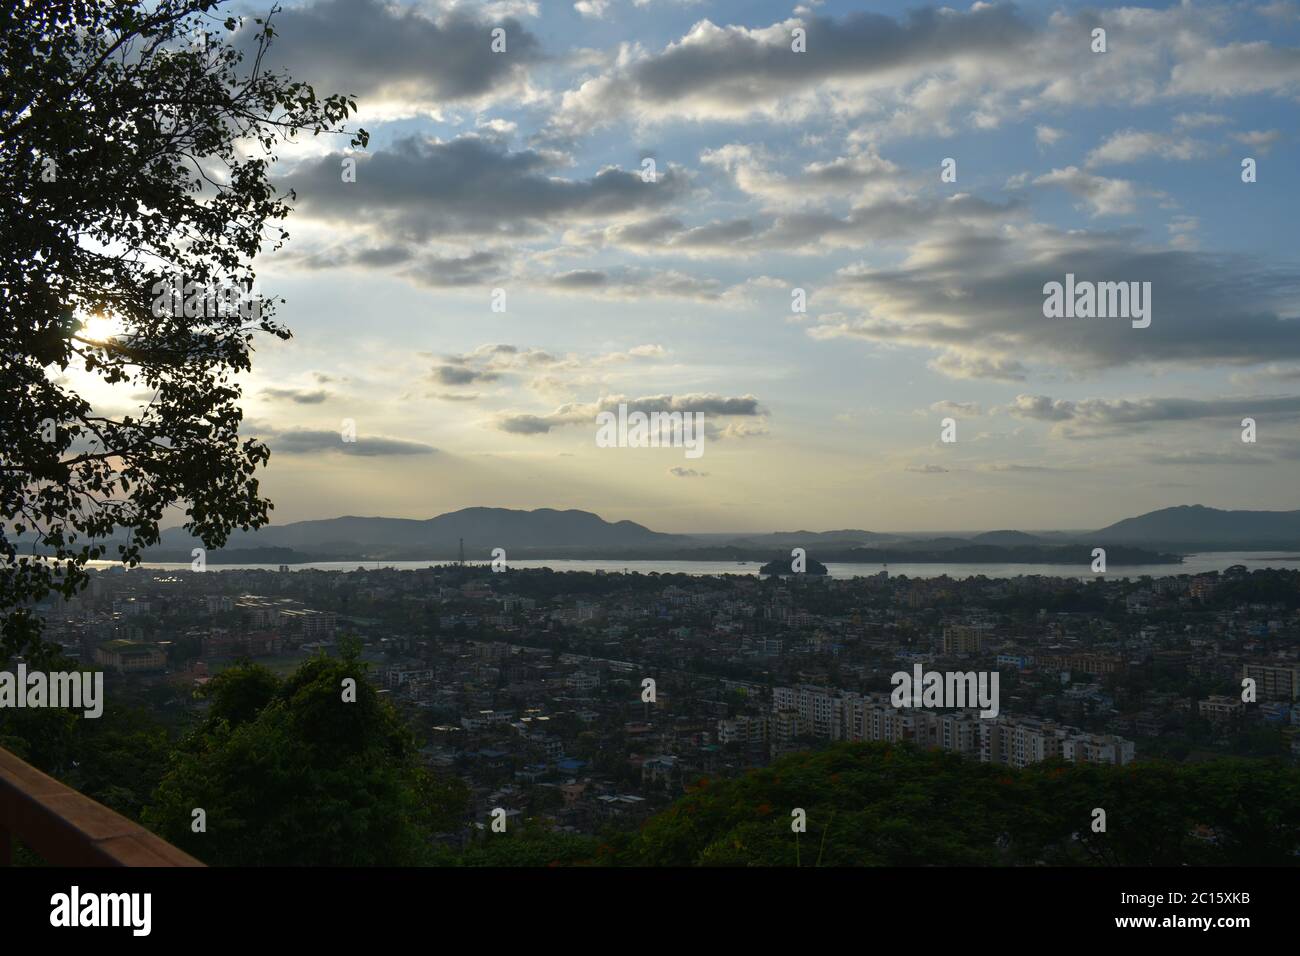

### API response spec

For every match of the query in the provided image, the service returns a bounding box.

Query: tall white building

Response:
[771,684,1134,767]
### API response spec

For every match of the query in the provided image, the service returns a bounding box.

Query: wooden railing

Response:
[0,746,203,866]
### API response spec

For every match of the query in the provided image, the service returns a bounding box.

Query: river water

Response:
[87,551,1300,580]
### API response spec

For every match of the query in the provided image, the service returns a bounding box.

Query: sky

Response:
[182,0,1300,532]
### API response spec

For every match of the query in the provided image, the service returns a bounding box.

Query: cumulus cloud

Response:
[261,428,438,456]
[1002,393,1300,438]
[1232,129,1283,152]
[433,365,501,386]
[585,193,1023,258]
[700,143,900,205]
[1033,167,1143,217]
[285,246,508,287]
[281,134,688,242]
[808,224,1300,379]
[260,387,330,405]
[926,352,1028,383]
[542,267,724,299]
[242,0,544,119]
[1231,364,1300,387]
[1168,41,1300,97]
[1085,129,1206,167]
[1173,112,1230,129]
[1035,125,1065,147]
[494,393,764,435]
[428,342,671,401]
[550,6,1036,134]
[929,400,983,417]
[545,3,1291,141]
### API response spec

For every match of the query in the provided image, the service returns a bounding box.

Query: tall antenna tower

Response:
[458,537,464,566]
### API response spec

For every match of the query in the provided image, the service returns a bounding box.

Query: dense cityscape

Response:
[31,561,1300,843]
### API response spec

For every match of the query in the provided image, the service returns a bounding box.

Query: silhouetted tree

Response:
[0,0,367,660]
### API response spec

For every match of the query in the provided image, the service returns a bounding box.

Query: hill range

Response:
[118,503,1300,565]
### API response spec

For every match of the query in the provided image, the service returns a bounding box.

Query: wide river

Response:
[89,551,1300,581]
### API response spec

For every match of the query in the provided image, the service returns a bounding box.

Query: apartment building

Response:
[771,684,1134,767]
[717,715,768,747]
[1062,733,1137,766]
[1198,695,1246,722]
[942,624,991,655]
[981,718,1062,768]
[94,640,166,673]
[1242,663,1299,702]
[1037,653,1125,676]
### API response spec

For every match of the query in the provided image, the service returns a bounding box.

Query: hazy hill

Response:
[1093,505,1300,548]
[124,503,1300,561]
[715,529,896,550]
[158,507,691,557]
[970,530,1052,547]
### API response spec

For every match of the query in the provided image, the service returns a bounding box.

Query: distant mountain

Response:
[716,529,896,550]
[970,530,1053,547]
[1093,505,1300,548]
[109,504,1300,563]
[887,536,974,552]
[833,544,1178,566]
[157,507,692,558]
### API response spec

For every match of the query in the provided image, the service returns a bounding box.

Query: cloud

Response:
[550,5,1036,134]
[808,224,1300,379]
[1145,450,1271,466]
[926,352,1027,382]
[905,463,949,474]
[1166,215,1199,250]
[929,400,983,417]
[406,251,509,287]
[496,414,557,435]
[1033,167,1142,216]
[1168,41,1300,97]
[433,365,500,386]
[699,143,900,204]
[668,466,709,477]
[1001,394,1083,423]
[976,462,1061,473]
[1173,112,1229,129]
[587,193,1024,257]
[542,267,724,299]
[1260,1,1300,19]
[494,393,764,435]
[1002,392,1300,438]
[286,245,509,287]
[1035,125,1065,147]
[282,134,688,242]
[260,387,329,405]
[261,428,438,456]
[1085,129,1206,167]
[626,344,667,358]
[545,4,1284,141]
[1232,129,1282,153]
[708,421,769,440]
[243,0,544,118]
[1231,364,1300,387]
[424,342,675,404]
